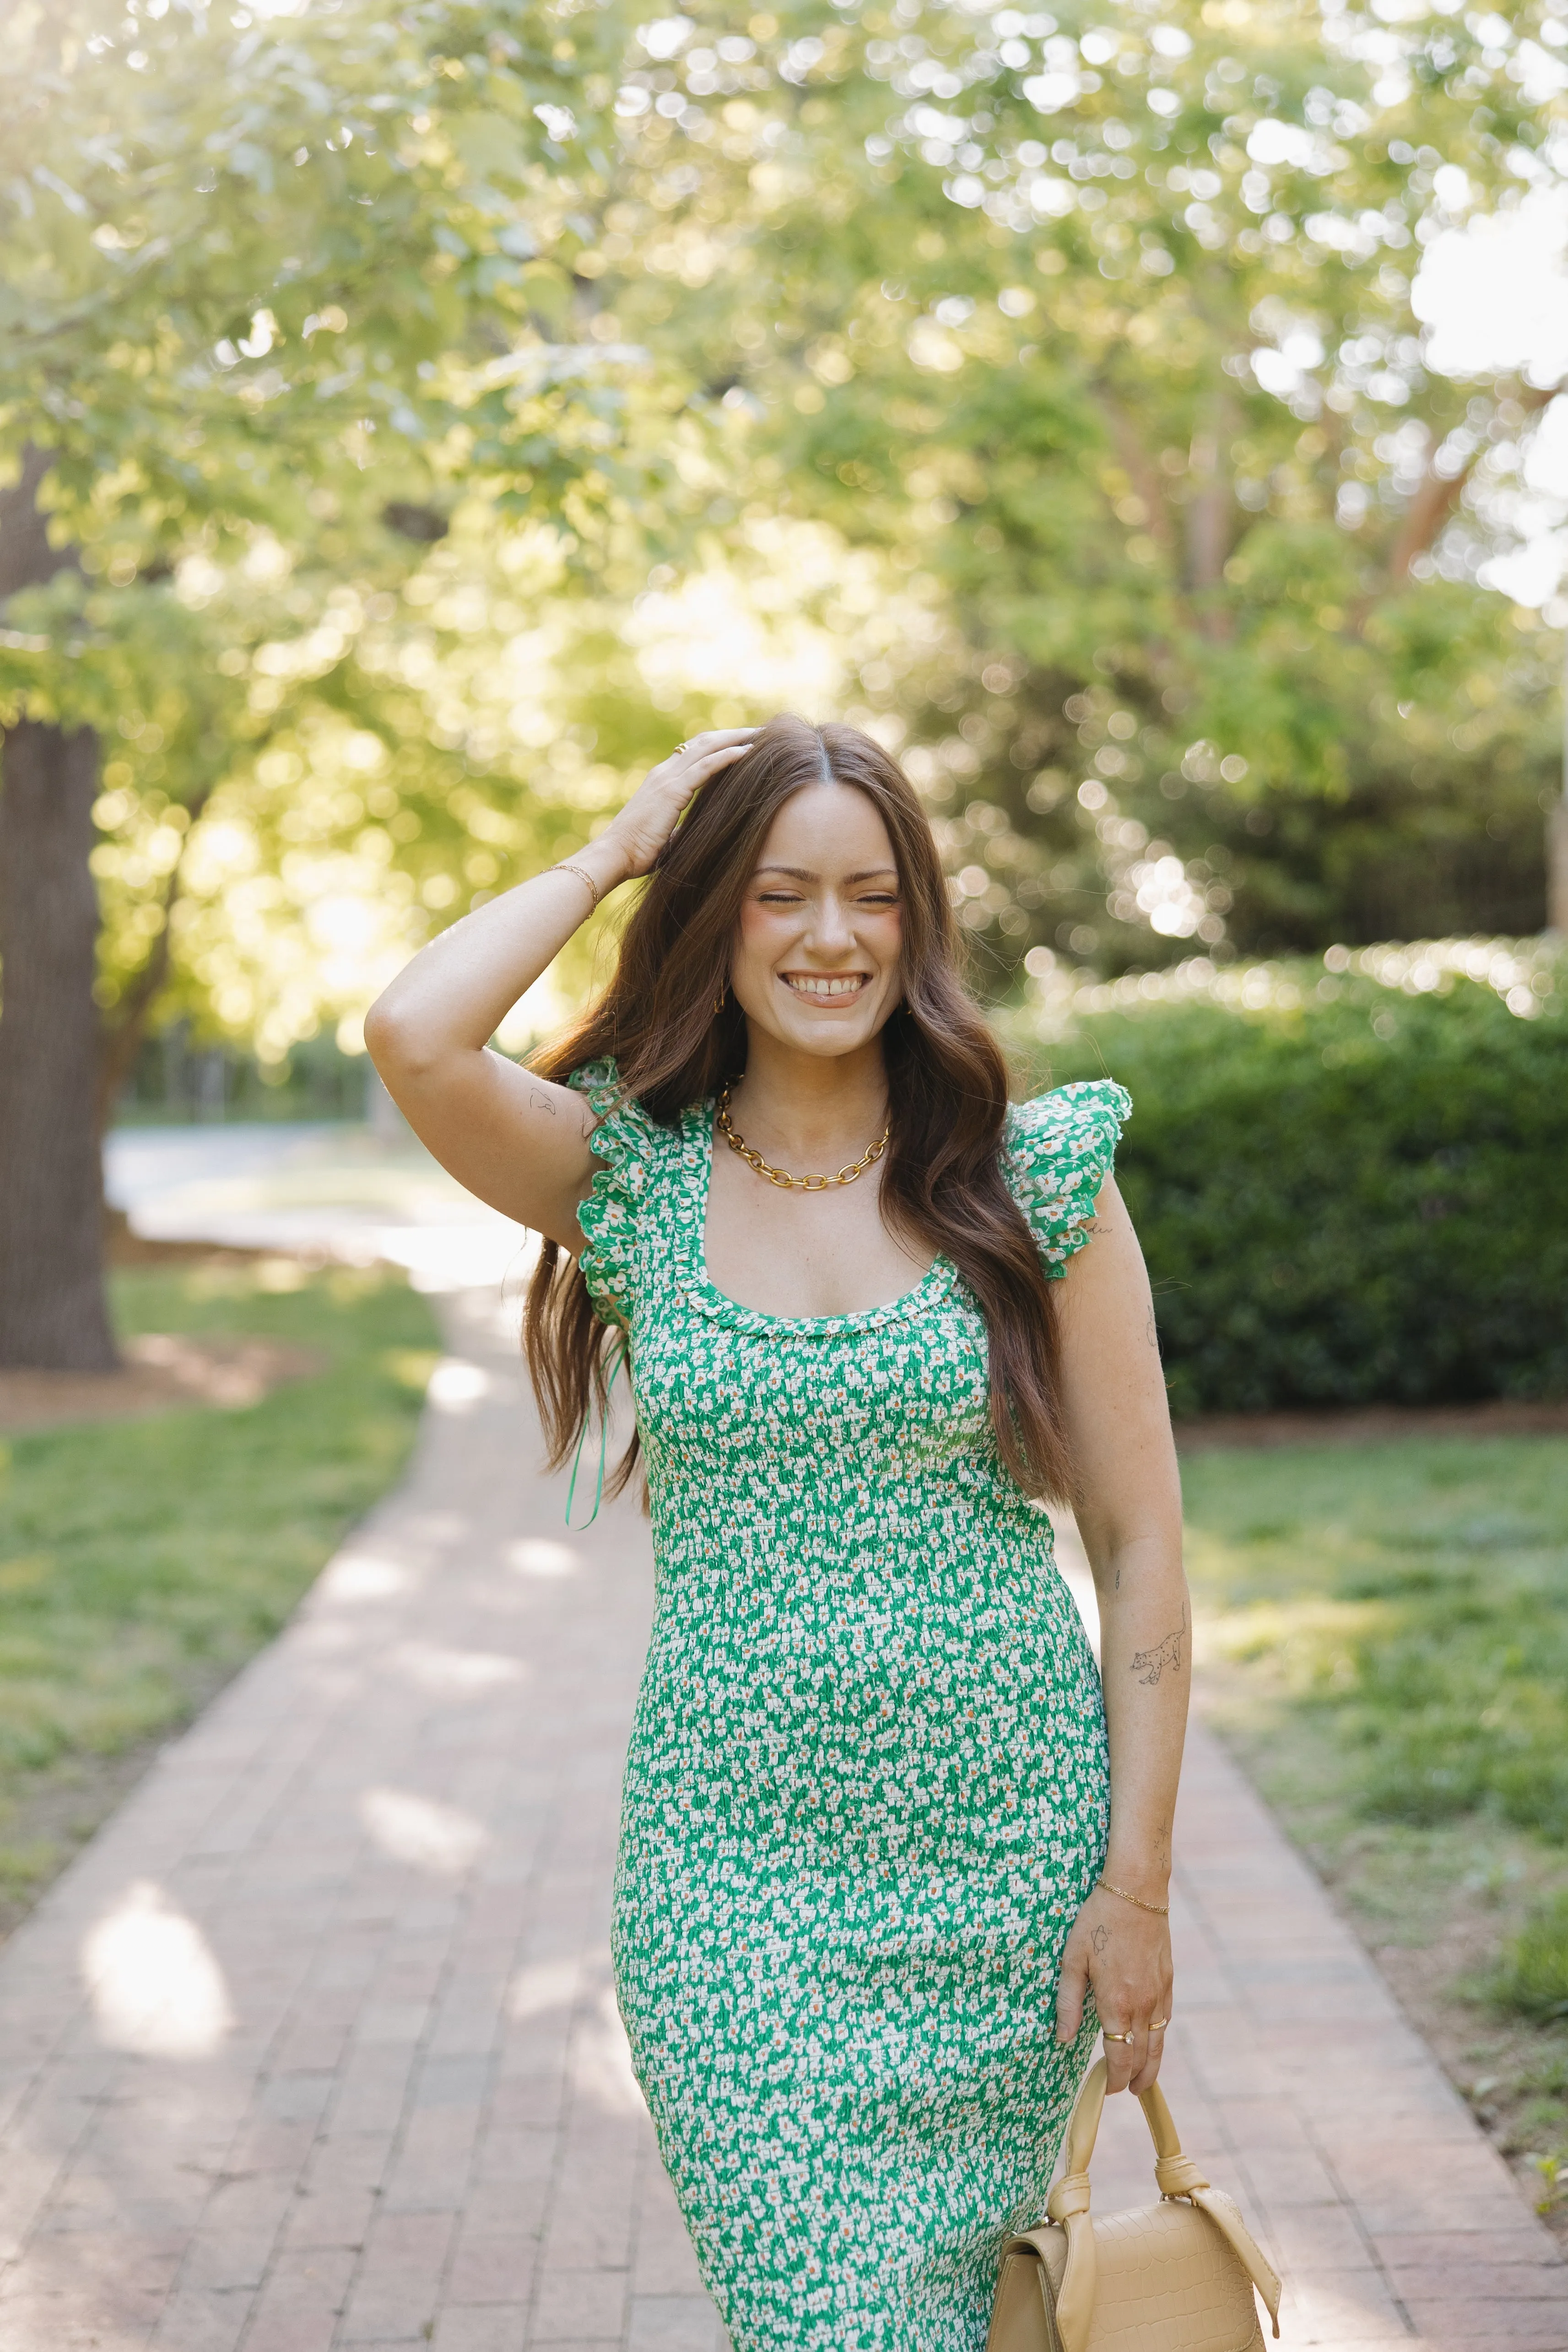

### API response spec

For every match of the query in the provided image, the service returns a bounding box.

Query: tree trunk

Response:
[1549,794,1568,937]
[0,718,119,1369]
[1186,390,1234,643]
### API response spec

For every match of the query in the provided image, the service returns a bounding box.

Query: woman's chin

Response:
[775,1010,890,1057]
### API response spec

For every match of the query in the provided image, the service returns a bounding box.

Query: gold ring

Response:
[1150,2017,1170,2031]
[1102,2028,1135,2043]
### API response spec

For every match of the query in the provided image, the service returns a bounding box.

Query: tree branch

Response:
[1093,387,1177,558]
[0,448,78,601]
[1386,383,1557,585]
[95,786,214,1130]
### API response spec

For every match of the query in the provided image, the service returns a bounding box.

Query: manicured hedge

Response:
[1012,968,1568,1417]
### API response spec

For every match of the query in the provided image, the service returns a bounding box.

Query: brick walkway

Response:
[1,1283,1564,2351]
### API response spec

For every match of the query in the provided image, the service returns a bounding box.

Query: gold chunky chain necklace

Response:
[717,1084,889,1193]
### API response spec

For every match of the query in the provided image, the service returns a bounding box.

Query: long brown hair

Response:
[524,714,1073,1501]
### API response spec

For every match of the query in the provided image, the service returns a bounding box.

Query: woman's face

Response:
[728,782,905,1060]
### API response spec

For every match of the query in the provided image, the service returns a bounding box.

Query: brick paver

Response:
[1,1281,1563,2350]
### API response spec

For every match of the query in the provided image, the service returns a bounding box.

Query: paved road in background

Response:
[105,1119,529,1292]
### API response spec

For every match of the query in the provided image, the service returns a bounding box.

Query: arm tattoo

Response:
[1091,1923,1110,1956]
[1145,1304,1160,1352]
[1131,1602,1187,1686]
[528,1088,557,1118]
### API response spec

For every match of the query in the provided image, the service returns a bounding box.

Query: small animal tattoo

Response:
[1091,1924,1111,1956]
[1132,1605,1187,1686]
[528,1089,557,1118]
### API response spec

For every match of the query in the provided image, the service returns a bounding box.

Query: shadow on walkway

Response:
[0,1287,1563,2350]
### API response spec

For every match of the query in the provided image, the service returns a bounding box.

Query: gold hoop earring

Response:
[712,979,728,1016]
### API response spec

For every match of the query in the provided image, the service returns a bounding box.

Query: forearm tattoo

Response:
[1131,1602,1187,1686]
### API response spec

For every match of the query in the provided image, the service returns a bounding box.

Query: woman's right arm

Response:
[363,729,755,1248]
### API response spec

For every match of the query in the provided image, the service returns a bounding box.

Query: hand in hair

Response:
[600,729,758,879]
[362,728,758,1251]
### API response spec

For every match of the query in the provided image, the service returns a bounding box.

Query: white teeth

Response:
[784,975,866,1000]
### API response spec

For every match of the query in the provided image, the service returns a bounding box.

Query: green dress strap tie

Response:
[564,1344,624,1530]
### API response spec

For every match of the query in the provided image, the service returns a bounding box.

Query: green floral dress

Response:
[570,1059,1130,2352]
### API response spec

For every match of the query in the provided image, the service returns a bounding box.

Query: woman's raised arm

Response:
[363,729,756,1246]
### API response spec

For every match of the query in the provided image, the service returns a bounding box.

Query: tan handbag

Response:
[988,2058,1283,2352]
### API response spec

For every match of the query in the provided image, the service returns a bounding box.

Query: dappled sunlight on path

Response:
[0,1279,1563,2348]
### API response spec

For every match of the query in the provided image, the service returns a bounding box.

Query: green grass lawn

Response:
[0,1256,439,1935]
[1184,1433,1568,2222]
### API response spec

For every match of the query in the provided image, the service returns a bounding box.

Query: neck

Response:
[729,1028,889,1159]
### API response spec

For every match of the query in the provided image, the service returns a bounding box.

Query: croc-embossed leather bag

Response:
[987,2059,1283,2352]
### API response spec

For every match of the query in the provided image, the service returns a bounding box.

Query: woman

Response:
[366,714,1188,2352]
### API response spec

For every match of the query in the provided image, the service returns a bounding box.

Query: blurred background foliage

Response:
[2,0,1568,1088]
[1005,935,1568,1411]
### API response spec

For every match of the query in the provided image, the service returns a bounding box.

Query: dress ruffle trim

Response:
[568,1056,664,1328]
[1004,1079,1132,1276]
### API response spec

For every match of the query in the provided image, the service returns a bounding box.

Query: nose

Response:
[806,891,856,953]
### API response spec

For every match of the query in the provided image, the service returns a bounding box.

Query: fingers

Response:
[1129,2021,1167,2095]
[681,728,759,750]
[660,728,758,773]
[1054,1937,1088,2045]
[1103,2016,1168,2094]
[1100,2024,1137,2092]
[641,730,758,806]
[686,740,755,774]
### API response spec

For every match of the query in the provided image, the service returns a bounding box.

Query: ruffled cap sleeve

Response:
[1003,1079,1131,1277]
[567,1056,664,1329]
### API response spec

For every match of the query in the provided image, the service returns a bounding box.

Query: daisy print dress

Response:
[569,1058,1131,2352]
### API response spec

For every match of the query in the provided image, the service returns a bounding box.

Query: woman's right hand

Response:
[600,729,758,880]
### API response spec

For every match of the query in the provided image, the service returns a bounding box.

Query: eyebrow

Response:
[754,864,900,883]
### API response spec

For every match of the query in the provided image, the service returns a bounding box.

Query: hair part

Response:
[525,714,1074,1503]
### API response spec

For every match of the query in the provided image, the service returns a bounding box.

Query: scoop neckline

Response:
[679,1099,957,1335]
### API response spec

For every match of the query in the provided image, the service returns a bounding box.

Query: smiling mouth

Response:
[780,972,871,1003]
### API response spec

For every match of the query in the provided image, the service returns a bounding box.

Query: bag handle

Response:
[1043,2058,1282,2352]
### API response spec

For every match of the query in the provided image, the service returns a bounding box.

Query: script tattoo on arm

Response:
[1130,1601,1188,1687]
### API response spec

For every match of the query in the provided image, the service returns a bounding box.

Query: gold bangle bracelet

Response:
[553,860,600,909]
[1098,1877,1170,1918]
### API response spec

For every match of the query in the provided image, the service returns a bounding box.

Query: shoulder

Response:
[566,1058,684,1329]
[1005,1078,1131,1170]
[1002,1079,1132,1275]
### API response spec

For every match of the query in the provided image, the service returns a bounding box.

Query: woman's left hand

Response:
[1055,1882,1173,2096]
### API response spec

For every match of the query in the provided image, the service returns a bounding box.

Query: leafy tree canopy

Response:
[595,0,1568,973]
[4,0,1568,1101]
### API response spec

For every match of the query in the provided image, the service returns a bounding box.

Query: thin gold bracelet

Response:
[1098,1876,1170,1918]
[552,860,600,909]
